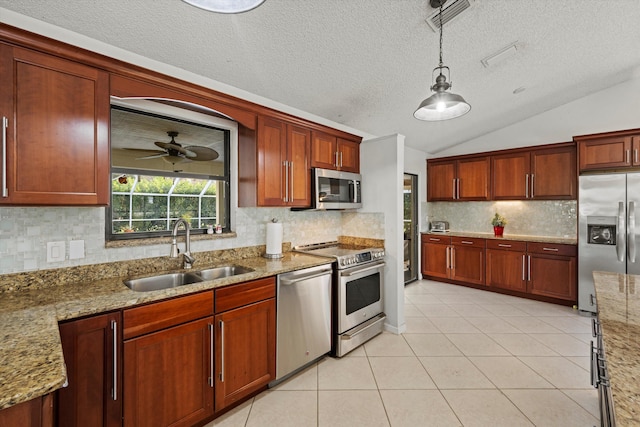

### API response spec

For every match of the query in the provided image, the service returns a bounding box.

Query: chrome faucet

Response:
[170,218,195,269]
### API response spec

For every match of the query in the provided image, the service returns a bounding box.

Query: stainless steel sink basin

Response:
[124,272,204,292]
[195,265,254,280]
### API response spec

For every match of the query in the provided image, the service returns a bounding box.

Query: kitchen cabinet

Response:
[486,240,528,292]
[214,277,276,412]
[57,312,121,427]
[492,143,576,200]
[0,43,109,206]
[123,292,214,427]
[0,394,53,427]
[310,131,360,173]
[427,157,490,201]
[257,116,311,207]
[527,242,577,301]
[576,130,640,172]
[421,235,485,285]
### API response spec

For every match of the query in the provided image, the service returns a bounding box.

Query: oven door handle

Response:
[340,261,386,277]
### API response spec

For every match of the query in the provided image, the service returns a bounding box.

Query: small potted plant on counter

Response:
[491,213,507,237]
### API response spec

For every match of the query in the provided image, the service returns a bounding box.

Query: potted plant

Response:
[491,213,507,237]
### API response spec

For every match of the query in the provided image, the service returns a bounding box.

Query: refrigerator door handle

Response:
[617,201,626,263]
[629,201,636,263]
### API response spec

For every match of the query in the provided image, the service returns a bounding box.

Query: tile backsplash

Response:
[424,200,577,237]
[0,207,384,275]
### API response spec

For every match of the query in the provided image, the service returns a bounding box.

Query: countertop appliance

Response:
[273,264,332,383]
[293,241,386,357]
[430,221,450,232]
[310,168,362,210]
[578,173,640,313]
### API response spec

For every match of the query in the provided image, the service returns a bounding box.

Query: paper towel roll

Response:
[265,221,283,256]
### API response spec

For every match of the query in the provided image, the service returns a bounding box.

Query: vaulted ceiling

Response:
[2,0,640,154]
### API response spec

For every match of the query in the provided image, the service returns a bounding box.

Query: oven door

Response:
[338,261,385,333]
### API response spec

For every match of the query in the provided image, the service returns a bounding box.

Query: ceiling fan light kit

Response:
[415,0,471,121]
[181,0,266,13]
[134,131,219,162]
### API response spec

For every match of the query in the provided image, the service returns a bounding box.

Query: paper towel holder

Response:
[263,218,284,259]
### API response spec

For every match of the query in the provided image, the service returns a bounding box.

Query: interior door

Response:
[404,174,418,284]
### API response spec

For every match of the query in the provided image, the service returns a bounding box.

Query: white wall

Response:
[360,134,406,334]
[437,72,640,157]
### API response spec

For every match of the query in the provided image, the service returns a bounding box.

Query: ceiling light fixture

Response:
[414,0,471,121]
[181,0,266,13]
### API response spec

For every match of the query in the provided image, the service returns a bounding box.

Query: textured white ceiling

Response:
[2,0,640,154]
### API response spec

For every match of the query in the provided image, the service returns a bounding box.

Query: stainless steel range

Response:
[294,241,386,357]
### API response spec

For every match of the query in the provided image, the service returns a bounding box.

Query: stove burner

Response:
[293,241,385,269]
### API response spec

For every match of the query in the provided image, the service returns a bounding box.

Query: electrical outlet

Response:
[47,241,65,263]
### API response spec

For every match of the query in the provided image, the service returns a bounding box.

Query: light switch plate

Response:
[47,241,65,263]
[69,240,85,260]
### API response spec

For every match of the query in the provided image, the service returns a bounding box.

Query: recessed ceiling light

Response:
[513,86,526,94]
[181,0,266,13]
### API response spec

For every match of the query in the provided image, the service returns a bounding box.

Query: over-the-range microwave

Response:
[310,168,362,210]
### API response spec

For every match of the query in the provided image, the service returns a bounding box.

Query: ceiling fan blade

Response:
[122,148,166,154]
[185,145,220,161]
[136,153,169,160]
[154,141,191,156]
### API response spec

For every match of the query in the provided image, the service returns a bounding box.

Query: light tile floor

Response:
[206,280,599,427]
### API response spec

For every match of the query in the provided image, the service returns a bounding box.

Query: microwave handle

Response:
[353,180,360,203]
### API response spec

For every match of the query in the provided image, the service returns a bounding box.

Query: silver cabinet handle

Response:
[219,320,225,382]
[289,161,294,202]
[208,323,214,387]
[340,151,343,168]
[445,247,450,270]
[111,320,118,401]
[635,148,639,164]
[542,247,559,252]
[456,178,460,200]
[2,117,7,198]
[335,151,339,168]
[530,174,534,198]
[451,247,455,270]
[525,174,529,198]
[629,201,636,263]
[616,201,626,262]
[522,254,525,281]
[429,237,442,242]
[498,244,512,248]
[283,161,289,202]
[452,178,456,199]
[626,149,631,164]
[460,241,474,245]
[527,255,531,281]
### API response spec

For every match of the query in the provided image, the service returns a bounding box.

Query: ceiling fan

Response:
[130,131,219,163]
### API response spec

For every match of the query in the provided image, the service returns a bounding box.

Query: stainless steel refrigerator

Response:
[578,173,640,313]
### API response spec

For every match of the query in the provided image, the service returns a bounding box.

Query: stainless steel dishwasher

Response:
[272,264,332,383]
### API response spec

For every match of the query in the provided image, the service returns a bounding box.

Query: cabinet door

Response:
[288,125,311,207]
[492,152,530,200]
[310,131,338,169]
[0,394,53,427]
[427,161,455,201]
[337,138,360,173]
[0,44,109,205]
[457,157,490,200]
[257,116,287,206]
[451,242,485,285]
[124,317,214,427]
[215,298,276,411]
[578,137,632,171]
[486,249,527,292]
[58,312,121,427]
[528,254,577,302]
[421,239,451,279]
[531,145,577,200]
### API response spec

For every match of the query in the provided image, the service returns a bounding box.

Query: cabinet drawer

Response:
[123,291,214,340]
[451,237,485,247]
[421,234,451,245]
[215,277,276,313]
[486,239,527,252]
[527,242,577,256]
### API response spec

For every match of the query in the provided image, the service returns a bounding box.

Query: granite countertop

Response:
[421,231,577,245]
[0,252,332,410]
[593,271,640,425]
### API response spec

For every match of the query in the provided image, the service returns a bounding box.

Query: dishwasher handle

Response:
[279,268,332,285]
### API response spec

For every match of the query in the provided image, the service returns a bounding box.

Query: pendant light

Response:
[414,0,470,121]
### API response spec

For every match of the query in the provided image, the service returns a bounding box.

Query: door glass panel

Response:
[404,174,419,283]
[345,273,381,315]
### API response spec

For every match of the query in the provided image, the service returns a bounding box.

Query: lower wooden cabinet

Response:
[57,311,121,427]
[214,277,276,412]
[420,235,450,280]
[527,242,577,301]
[0,394,53,427]
[421,235,485,285]
[486,240,527,292]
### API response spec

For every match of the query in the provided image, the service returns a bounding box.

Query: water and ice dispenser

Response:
[587,216,616,245]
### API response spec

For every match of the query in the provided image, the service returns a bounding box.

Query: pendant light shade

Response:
[414,0,470,121]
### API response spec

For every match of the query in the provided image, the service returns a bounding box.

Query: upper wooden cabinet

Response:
[492,144,576,200]
[311,131,360,173]
[255,116,311,207]
[576,129,640,172]
[0,43,110,206]
[427,157,490,201]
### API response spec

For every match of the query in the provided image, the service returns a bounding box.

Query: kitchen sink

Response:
[124,265,254,292]
[195,265,254,280]
[124,272,203,292]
